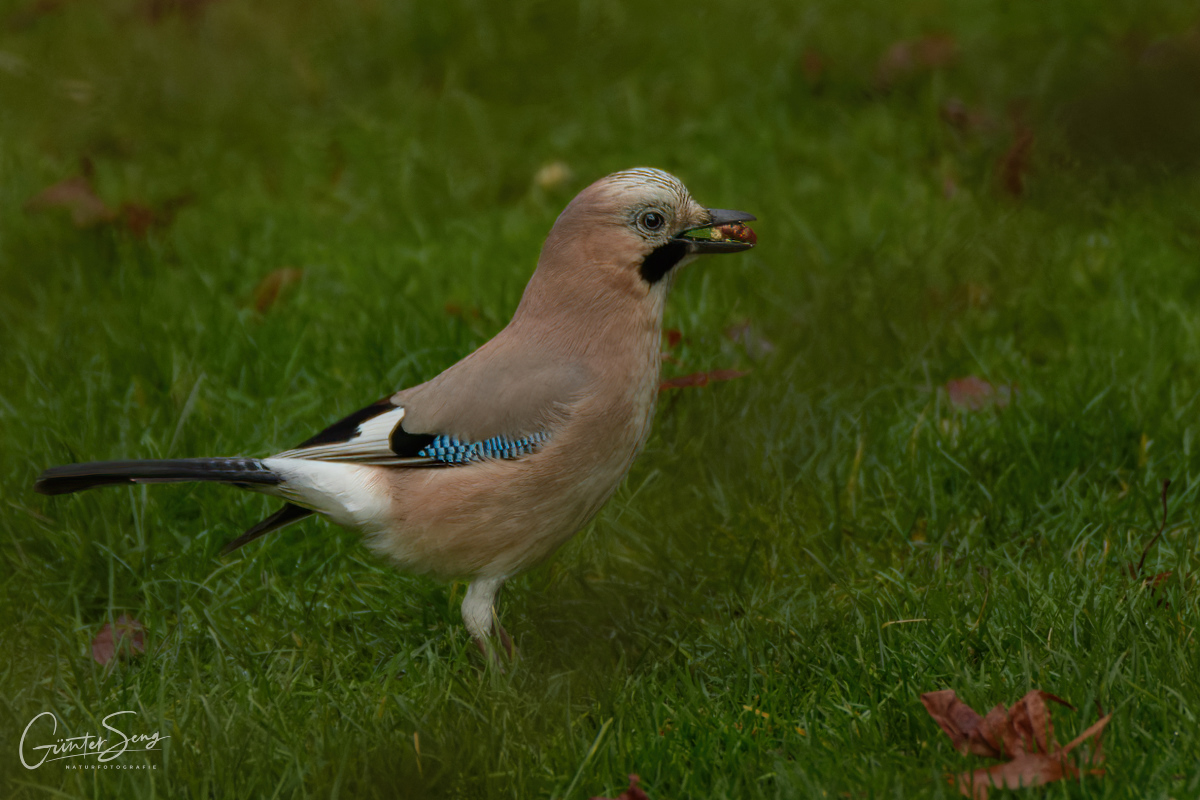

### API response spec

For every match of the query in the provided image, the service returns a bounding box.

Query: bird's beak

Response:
[674,208,758,253]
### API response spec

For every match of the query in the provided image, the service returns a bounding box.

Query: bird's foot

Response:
[473,624,515,665]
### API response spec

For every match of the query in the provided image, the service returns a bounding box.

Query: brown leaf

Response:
[945,376,1012,411]
[957,753,1076,800]
[920,690,1003,758]
[1006,691,1073,756]
[591,774,649,800]
[664,329,683,349]
[660,369,748,390]
[924,689,1110,798]
[92,615,145,665]
[997,128,1034,197]
[25,175,116,227]
[252,268,304,314]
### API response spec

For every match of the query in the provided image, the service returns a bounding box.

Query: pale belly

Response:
[365,363,660,581]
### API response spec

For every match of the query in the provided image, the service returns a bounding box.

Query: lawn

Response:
[1,1,1198,797]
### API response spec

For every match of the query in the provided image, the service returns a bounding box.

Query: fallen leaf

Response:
[958,754,1076,800]
[922,689,1110,799]
[997,128,1034,197]
[252,267,304,314]
[25,175,116,227]
[944,376,1012,411]
[92,615,145,665]
[590,773,649,800]
[920,690,1002,758]
[660,369,748,390]
[664,329,683,349]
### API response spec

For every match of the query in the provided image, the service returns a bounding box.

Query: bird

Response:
[34,167,756,659]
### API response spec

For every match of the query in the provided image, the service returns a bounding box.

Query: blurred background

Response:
[3,1,1200,797]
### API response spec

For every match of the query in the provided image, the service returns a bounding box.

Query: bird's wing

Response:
[271,397,440,466]
[273,339,588,468]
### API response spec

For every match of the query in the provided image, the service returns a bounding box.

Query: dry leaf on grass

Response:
[92,615,145,665]
[660,369,748,390]
[590,774,649,800]
[922,689,1110,799]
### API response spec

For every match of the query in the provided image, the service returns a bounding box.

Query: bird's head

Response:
[538,167,756,293]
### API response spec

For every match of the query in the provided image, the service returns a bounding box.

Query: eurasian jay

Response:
[34,167,756,658]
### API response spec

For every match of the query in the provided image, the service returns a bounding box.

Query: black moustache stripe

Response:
[639,240,689,285]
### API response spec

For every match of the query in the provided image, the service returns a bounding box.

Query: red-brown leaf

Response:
[664,329,683,349]
[957,753,1076,800]
[1006,690,1073,756]
[591,774,649,800]
[92,615,145,665]
[924,689,1110,798]
[920,690,1002,758]
[659,369,748,390]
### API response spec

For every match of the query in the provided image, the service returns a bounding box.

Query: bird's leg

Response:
[462,577,512,662]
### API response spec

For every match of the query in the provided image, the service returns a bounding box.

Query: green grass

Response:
[2,0,1199,797]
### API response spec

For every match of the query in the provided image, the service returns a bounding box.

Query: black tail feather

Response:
[34,458,281,496]
[221,503,313,555]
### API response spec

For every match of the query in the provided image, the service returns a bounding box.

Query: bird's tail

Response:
[34,458,281,496]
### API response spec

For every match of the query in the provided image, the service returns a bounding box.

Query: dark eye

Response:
[641,211,665,231]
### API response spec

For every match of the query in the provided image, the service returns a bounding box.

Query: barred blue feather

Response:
[418,432,550,465]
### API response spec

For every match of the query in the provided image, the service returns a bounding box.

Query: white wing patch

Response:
[273,406,431,466]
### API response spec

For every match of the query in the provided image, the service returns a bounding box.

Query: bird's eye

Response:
[641,211,665,231]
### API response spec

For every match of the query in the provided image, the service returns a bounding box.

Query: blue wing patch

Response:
[418,432,549,465]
